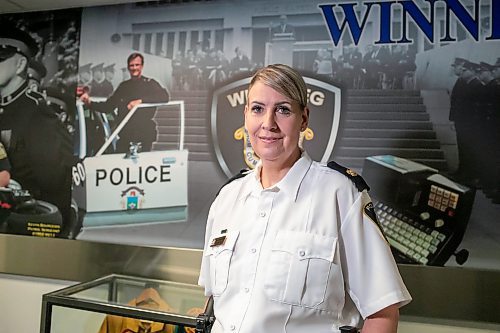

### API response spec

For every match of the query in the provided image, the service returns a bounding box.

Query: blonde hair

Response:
[249,64,308,110]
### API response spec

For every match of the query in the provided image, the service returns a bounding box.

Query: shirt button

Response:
[251,248,256,253]
[230,325,236,330]
[259,211,266,217]
[244,287,250,293]
[299,250,306,257]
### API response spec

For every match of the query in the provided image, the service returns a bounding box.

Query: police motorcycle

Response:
[72,99,188,231]
[0,180,62,237]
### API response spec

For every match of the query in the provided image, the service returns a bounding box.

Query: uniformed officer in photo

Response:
[90,63,113,98]
[103,63,116,96]
[483,59,500,203]
[0,25,74,236]
[80,52,170,153]
[449,59,483,186]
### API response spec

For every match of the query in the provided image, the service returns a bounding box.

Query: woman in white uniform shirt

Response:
[199,64,411,333]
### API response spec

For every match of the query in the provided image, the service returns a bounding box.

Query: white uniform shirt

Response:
[199,152,411,333]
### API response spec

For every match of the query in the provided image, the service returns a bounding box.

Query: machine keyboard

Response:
[375,202,447,265]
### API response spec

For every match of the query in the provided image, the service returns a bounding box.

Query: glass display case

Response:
[41,274,214,333]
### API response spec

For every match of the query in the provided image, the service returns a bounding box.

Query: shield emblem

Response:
[210,75,343,178]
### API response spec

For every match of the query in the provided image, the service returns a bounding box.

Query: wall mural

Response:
[0,0,499,272]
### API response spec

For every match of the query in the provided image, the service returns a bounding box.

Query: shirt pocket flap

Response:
[273,230,337,261]
[205,230,240,256]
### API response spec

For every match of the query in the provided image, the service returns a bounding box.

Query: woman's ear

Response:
[301,107,310,130]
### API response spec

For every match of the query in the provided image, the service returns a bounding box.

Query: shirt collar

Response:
[1,80,28,106]
[237,151,312,202]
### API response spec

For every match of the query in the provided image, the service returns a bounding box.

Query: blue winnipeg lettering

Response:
[377,1,396,44]
[320,0,498,46]
[441,0,480,41]
[400,0,436,43]
[487,0,500,40]
[319,3,373,46]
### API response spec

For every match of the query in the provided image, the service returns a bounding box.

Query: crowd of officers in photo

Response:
[449,57,500,204]
[312,44,417,90]
[170,44,260,91]
[169,43,417,91]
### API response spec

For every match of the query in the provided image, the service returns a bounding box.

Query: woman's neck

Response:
[260,149,301,189]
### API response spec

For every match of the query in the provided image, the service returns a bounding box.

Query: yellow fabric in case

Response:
[97,288,176,333]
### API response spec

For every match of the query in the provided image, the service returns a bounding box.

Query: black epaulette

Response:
[26,88,46,105]
[26,89,57,117]
[216,169,251,197]
[327,161,370,192]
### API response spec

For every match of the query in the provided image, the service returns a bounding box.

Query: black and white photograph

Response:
[0,9,81,238]
[72,0,500,273]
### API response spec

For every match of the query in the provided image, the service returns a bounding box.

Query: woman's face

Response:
[245,81,308,167]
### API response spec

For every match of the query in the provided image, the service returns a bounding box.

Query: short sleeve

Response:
[339,190,412,318]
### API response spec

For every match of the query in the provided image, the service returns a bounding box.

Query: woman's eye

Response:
[276,106,291,115]
[251,105,263,113]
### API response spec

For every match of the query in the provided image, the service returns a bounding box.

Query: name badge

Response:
[210,235,226,247]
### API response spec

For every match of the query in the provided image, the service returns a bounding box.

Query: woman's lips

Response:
[259,136,282,143]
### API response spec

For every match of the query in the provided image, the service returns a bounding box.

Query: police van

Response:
[72,99,188,229]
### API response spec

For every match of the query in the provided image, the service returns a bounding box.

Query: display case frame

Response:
[40,274,211,333]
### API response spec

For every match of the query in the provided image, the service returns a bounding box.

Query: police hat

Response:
[79,63,92,73]
[451,57,467,67]
[0,24,39,58]
[479,62,494,72]
[104,63,115,73]
[91,62,104,73]
[28,59,47,82]
[462,60,481,72]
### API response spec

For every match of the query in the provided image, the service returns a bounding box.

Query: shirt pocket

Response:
[264,230,341,311]
[204,231,239,296]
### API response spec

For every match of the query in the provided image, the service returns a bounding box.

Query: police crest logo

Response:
[120,186,146,210]
[210,75,343,177]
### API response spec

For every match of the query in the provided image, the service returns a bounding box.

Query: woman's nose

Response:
[262,110,277,130]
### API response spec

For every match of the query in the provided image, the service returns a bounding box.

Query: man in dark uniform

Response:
[449,59,483,186]
[0,26,73,235]
[485,59,500,203]
[80,52,170,153]
[77,62,93,94]
[90,63,114,98]
[271,15,295,38]
[230,47,251,77]
[477,62,497,195]
[103,63,116,96]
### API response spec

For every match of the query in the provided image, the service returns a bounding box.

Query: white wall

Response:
[0,273,75,333]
